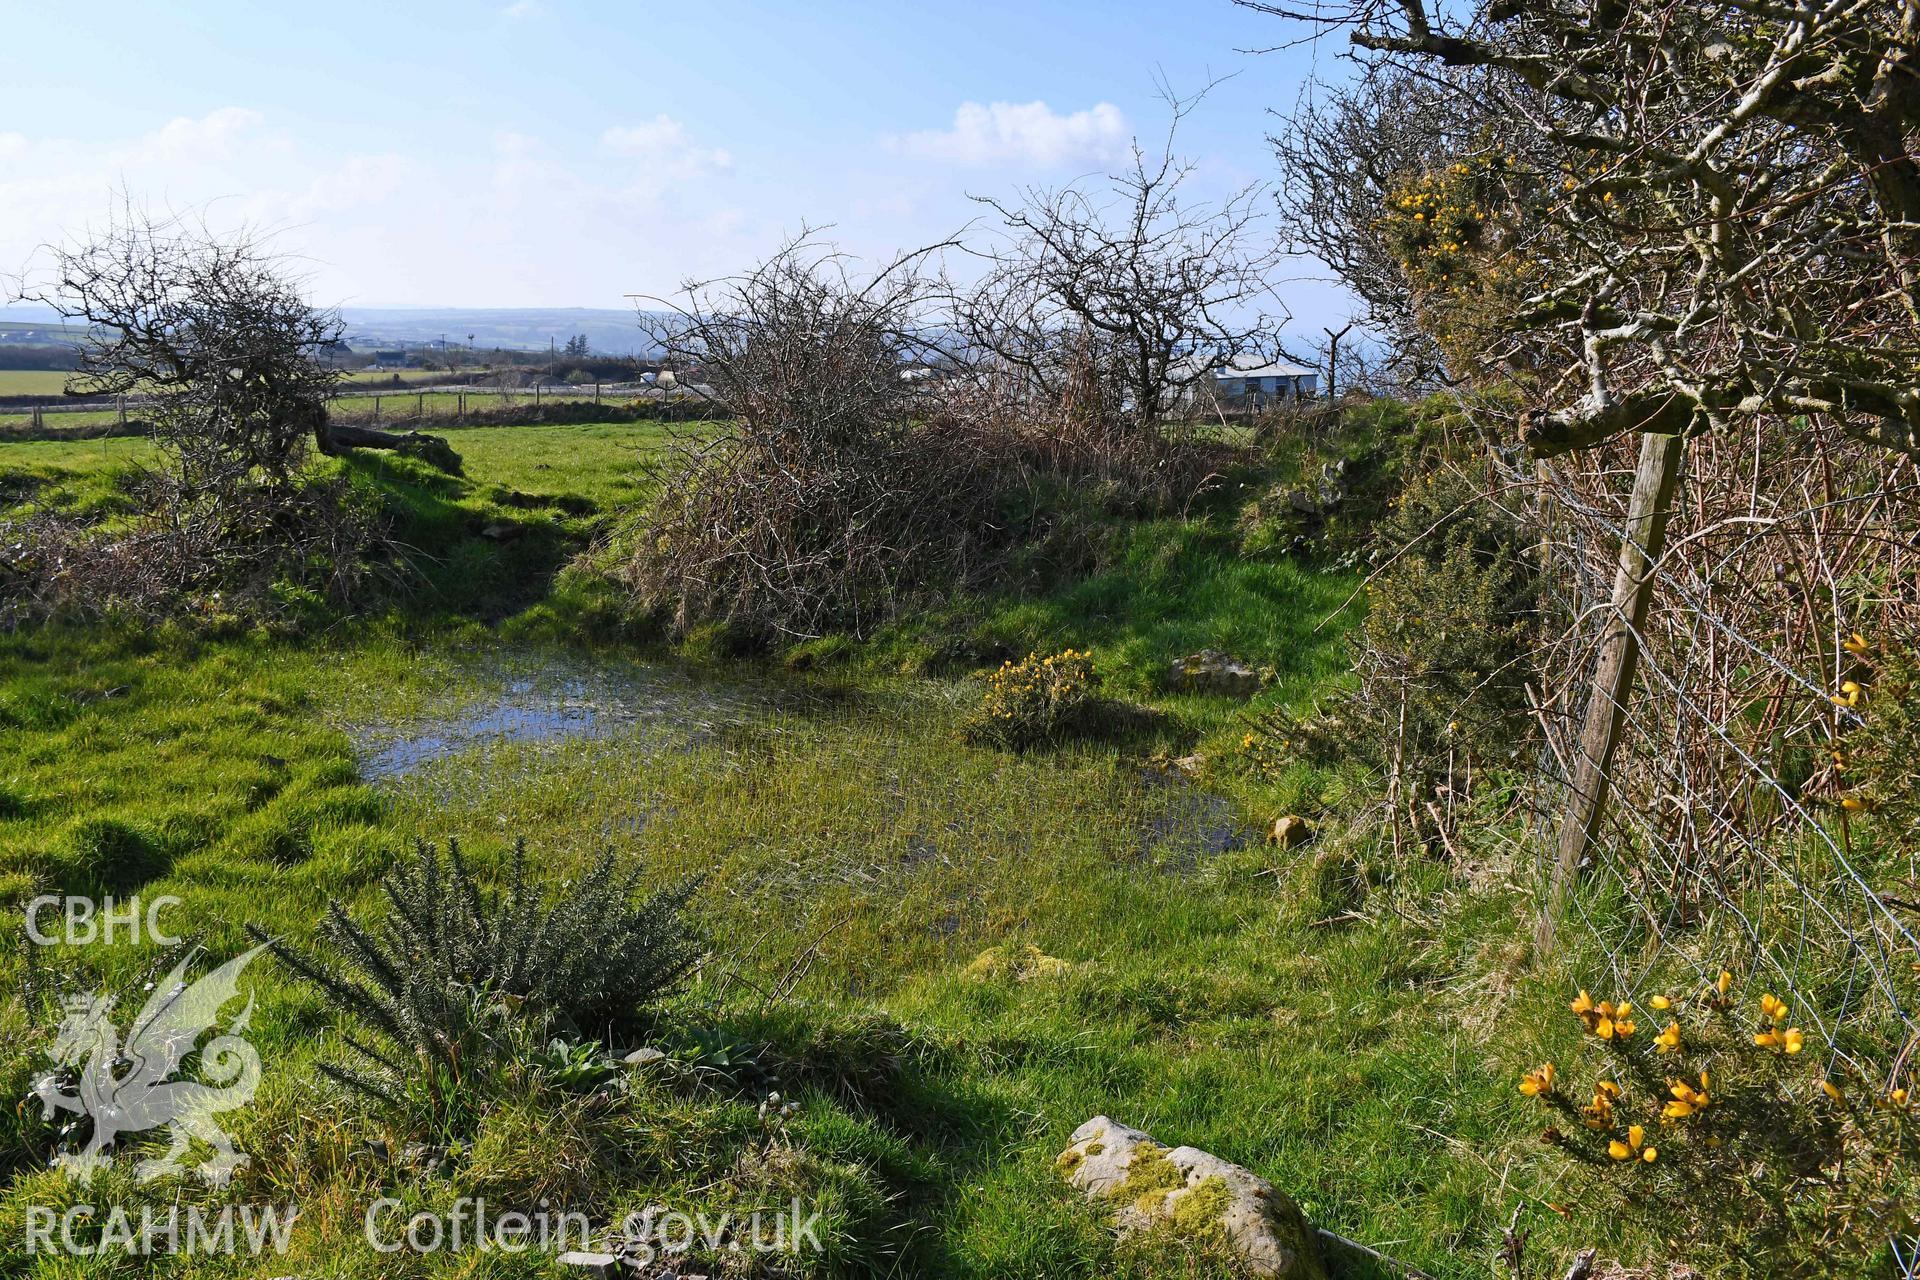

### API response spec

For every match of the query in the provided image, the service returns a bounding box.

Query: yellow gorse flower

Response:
[1649,995,1672,1011]
[1843,632,1869,656]
[1654,1021,1682,1053]
[1701,969,1735,1011]
[1582,1080,1622,1129]
[1518,1063,1556,1097]
[1571,990,1636,1040]
[1609,1123,1656,1163]
[1664,1071,1711,1120]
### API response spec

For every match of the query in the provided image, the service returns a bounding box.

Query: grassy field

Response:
[0,389,647,434]
[0,419,1852,1278]
[0,371,85,397]
[0,368,479,397]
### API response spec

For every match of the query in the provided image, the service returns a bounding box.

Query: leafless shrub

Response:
[623,237,1001,639]
[0,474,383,628]
[20,205,343,500]
[622,235,1242,640]
[955,85,1289,427]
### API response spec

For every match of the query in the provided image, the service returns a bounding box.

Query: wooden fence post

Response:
[373,395,381,424]
[1537,429,1686,955]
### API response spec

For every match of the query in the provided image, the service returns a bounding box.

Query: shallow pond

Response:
[346,650,815,781]
[343,648,1255,879]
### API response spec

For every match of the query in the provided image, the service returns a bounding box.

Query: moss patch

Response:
[1167,1174,1233,1237]
[1111,1142,1185,1214]
[962,941,1075,982]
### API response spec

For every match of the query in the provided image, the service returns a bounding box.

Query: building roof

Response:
[1173,354,1318,381]
[1211,355,1318,379]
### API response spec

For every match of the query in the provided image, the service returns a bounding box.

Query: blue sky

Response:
[3,1,1357,333]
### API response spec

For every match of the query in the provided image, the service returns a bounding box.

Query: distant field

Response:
[0,386,653,435]
[0,367,470,400]
[0,420,674,502]
[337,368,480,390]
[0,370,80,396]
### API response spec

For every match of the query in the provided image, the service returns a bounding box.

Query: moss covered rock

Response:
[1057,1115,1325,1279]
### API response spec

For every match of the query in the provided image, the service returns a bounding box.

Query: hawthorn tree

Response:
[25,207,458,496]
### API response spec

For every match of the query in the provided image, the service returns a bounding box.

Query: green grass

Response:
[0,371,82,397]
[0,419,1874,1278]
[0,367,472,399]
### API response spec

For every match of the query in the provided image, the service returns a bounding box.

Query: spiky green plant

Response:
[249,838,702,1113]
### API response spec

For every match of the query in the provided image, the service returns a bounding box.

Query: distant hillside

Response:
[338,308,666,357]
[0,305,665,358]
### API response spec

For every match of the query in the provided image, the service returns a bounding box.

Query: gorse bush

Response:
[961,648,1100,750]
[1516,973,1917,1271]
[1359,463,1538,773]
[1243,458,1538,823]
[251,839,703,1118]
[1833,630,1919,843]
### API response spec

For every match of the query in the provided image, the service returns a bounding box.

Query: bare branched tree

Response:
[957,87,1289,426]
[19,205,458,491]
[1244,0,1920,461]
[643,231,955,458]
[25,208,340,496]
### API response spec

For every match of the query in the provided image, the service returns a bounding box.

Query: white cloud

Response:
[134,107,269,164]
[599,115,732,177]
[890,100,1128,168]
[500,0,545,19]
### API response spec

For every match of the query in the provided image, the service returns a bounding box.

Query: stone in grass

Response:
[1169,649,1264,699]
[556,1251,620,1276]
[1268,815,1315,848]
[1057,1116,1325,1280]
[963,942,1074,983]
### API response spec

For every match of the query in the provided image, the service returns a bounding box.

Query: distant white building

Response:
[1168,354,1319,413]
[1207,355,1319,401]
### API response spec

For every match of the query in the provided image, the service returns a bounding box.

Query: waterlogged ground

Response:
[337,643,1271,980]
[344,649,812,781]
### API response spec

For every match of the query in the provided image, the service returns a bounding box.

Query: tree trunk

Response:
[315,416,462,475]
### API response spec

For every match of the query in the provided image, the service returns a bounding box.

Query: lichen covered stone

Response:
[1057,1115,1325,1279]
